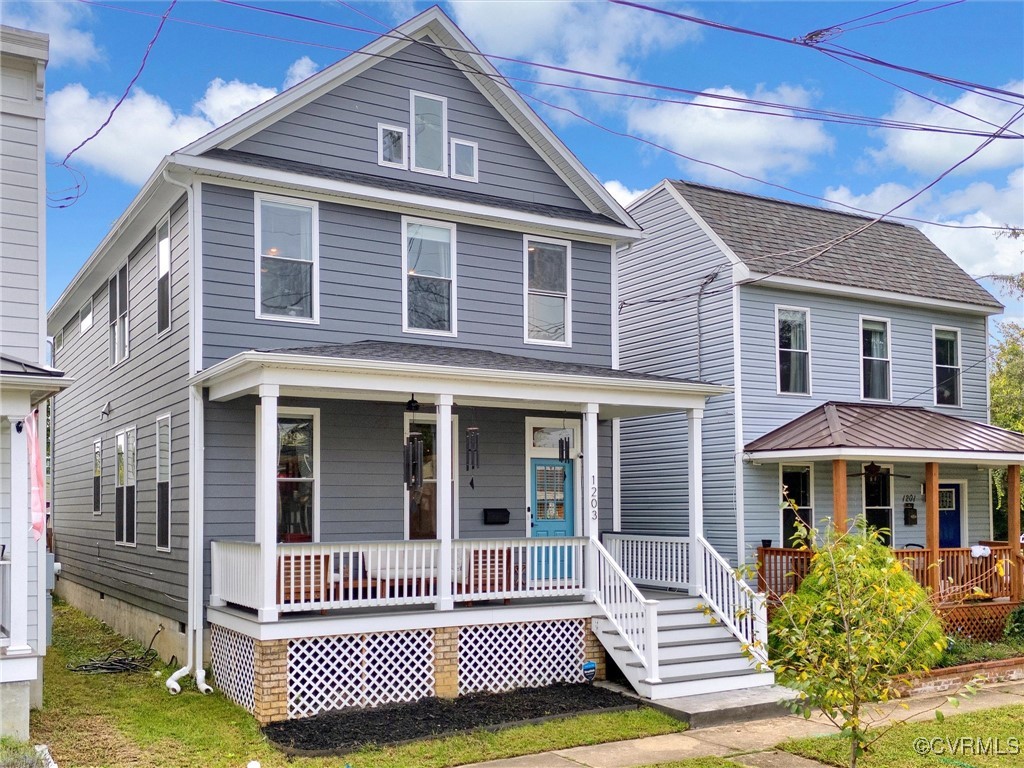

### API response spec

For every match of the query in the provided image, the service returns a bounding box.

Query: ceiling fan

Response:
[847,461,911,479]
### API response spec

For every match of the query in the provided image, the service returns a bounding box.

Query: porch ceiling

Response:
[192,341,729,417]
[744,401,1024,466]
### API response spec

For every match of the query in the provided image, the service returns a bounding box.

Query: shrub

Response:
[1005,604,1024,641]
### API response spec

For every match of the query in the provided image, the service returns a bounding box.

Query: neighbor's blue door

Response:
[531,459,574,579]
[938,483,962,548]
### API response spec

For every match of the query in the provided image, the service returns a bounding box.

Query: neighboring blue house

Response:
[47,10,773,722]
[619,180,1024,612]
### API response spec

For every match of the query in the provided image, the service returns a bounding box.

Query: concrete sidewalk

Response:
[463,681,1024,768]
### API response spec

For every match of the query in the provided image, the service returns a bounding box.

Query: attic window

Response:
[410,91,447,175]
[378,124,407,169]
[450,139,478,182]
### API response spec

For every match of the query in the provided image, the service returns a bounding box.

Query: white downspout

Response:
[161,170,212,695]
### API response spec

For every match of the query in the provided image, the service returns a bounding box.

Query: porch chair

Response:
[462,547,513,606]
[277,552,332,608]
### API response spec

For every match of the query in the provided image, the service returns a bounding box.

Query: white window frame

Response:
[523,417,582,538]
[92,438,102,515]
[402,411,460,540]
[254,193,320,325]
[523,235,572,347]
[54,329,63,353]
[258,406,322,543]
[409,90,448,177]
[450,138,478,183]
[933,325,962,408]
[79,297,94,334]
[109,262,130,368]
[377,123,408,170]
[862,462,894,545]
[779,463,814,545]
[859,315,891,402]
[114,426,137,547]
[775,305,812,396]
[155,414,171,552]
[401,216,458,337]
[156,213,172,337]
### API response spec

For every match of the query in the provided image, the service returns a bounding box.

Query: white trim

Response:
[92,438,102,515]
[859,315,891,402]
[862,462,894,543]
[523,235,572,347]
[108,261,130,369]
[192,181,203,374]
[746,447,1024,465]
[278,406,322,543]
[610,243,620,370]
[449,138,478,183]
[254,193,320,325]
[774,304,811,396]
[524,417,582,538]
[53,328,63,353]
[747,272,1001,316]
[732,282,746,563]
[155,414,172,552]
[932,324,962,408]
[612,418,621,532]
[402,411,460,541]
[156,212,173,337]
[779,463,814,546]
[78,296,94,334]
[114,425,138,548]
[377,123,408,170]
[401,216,458,337]
[409,90,449,177]
[937,479,969,548]
[187,383,206,686]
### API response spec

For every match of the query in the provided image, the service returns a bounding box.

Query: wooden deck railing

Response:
[758,545,1017,604]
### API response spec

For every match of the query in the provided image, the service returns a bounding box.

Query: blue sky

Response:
[8,1,1023,322]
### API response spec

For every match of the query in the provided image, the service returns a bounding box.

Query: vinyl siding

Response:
[201,183,612,367]
[617,186,738,560]
[51,196,191,624]
[233,36,587,212]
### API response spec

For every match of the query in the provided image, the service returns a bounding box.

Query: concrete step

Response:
[599,681,797,728]
[631,653,756,677]
[646,670,777,700]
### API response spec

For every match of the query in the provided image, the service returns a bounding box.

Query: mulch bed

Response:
[263,683,639,755]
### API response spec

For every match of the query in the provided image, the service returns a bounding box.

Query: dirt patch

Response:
[42,714,148,767]
[263,683,639,755]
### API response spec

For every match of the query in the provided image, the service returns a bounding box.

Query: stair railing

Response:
[696,535,768,665]
[592,539,660,683]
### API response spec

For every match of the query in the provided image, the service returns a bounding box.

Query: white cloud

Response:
[284,57,320,90]
[823,182,925,218]
[627,85,834,184]
[4,2,102,67]
[603,180,648,207]
[47,78,278,185]
[869,81,1024,176]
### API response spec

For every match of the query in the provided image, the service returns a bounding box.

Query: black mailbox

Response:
[483,508,510,525]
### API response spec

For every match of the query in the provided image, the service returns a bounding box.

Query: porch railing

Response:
[757,545,1017,603]
[210,541,262,611]
[604,532,691,590]
[593,539,660,682]
[0,558,10,645]
[452,537,587,602]
[698,536,768,664]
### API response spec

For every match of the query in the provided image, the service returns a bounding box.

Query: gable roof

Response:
[180,6,634,229]
[667,180,1001,311]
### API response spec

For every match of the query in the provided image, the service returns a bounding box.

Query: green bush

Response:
[1005,604,1024,641]
[0,739,45,768]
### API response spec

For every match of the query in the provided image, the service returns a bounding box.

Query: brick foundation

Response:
[583,618,607,681]
[435,626,459,698]
[900,657,1024,697]
[253,639,289,725]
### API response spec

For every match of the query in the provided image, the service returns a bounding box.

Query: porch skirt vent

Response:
[458,619,586,695]
[288,629,435,718]
[210,625,256,714]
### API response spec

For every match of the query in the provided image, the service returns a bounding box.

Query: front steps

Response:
[594,593,775,700]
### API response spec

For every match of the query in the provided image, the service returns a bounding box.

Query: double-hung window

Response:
[524,237,571,345]
[403,218,456,334]
[781,465,813,545]
[156,215,171,334]
[410,92,447,175]
[156,415,171,551]
[92,439,102,514]
[934,327,961,406]
[776,306,810,394]
[115,427,136,546]
[276,412,317,543]
[256,195,319,322]
[861,317,890,400]
[108,264,129,366]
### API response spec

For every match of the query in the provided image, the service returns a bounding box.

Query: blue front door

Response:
[531,459,574,578]
[938,483,962,548]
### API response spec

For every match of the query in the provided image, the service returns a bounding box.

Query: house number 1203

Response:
[590,476,599,520]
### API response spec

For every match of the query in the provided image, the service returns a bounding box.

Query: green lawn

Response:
[34,600,687,768]
[781,704,1024,767]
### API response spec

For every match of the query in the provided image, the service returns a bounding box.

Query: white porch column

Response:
[583,403,600,601]
[688,408,705,594]
[435,394,454,611]
[257,385,279,622]
[7,415,31,655]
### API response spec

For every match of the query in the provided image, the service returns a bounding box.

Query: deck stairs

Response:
[594,591,775,699]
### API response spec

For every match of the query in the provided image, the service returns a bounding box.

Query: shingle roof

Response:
[745,402,1024,455]
[0,353,64,378]
[203,149,618,227]
[670,180,1002,309]
[258,340,713,386]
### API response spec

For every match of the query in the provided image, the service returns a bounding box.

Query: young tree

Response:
[767,520,946,768]
[988,272,1024,540]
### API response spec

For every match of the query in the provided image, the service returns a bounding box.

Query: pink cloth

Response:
[25,411,45,542]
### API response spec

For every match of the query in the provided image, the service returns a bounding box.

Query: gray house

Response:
[1,25,69,740]
[48,10,772,723]
[619,180,1024,630]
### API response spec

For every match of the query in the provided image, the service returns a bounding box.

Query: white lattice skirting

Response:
[210,625,256,714]
[458,619,586,695]
[288,629,435,718]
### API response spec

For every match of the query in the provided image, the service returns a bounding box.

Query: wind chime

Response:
[465,426,480,471]
[404,431,424,491]
[557,435,572,463]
